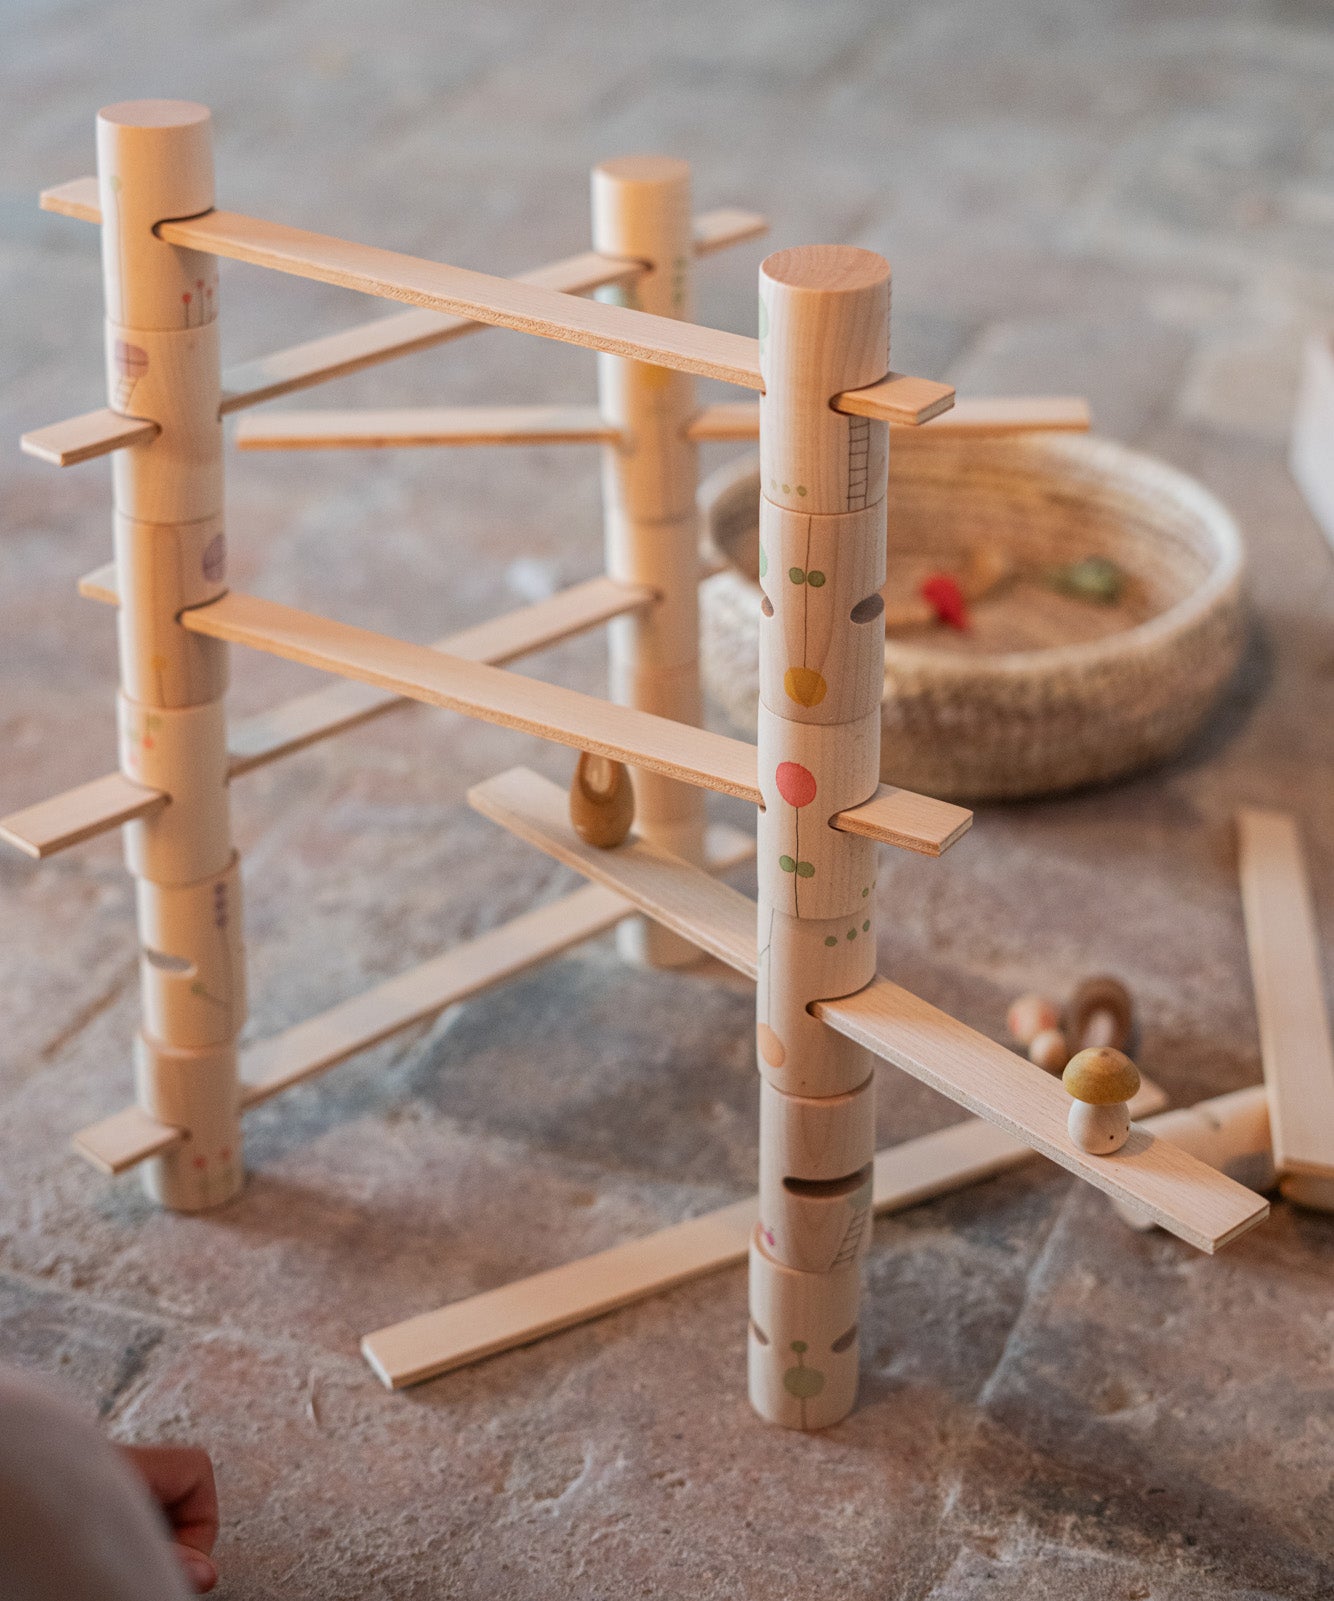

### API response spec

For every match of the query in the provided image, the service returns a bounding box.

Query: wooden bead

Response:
[758,246,890,516]
[569,753,635,849]
[756,904,877,1096]
[759,1075,875,1272]
[136,854,246,1048]
[757,706,880,921]
[118,694,232,885]
[757,499,887,726]
[1028,1027,1070,1074]
[748,1227,861,1430]
[1006,991,1060,1047]
[112,512,228,709]
[106,321,224,525]
[133,1032,242,1210]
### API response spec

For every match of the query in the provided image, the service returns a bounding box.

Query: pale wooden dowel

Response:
[234,405,618,451]
[71,823,755,1175]
[21,408,159,466]
[465,766,1269,1256]
[687,394,1090,442]
[0,773,166,859]
[174,587,970,855]
[99,99,244,1212]
[1289,334,1334,553]
[1237,808,1334,1182]
[594,155,708,970]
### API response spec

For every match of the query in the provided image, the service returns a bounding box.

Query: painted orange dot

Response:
[784,667,827,707]
[756,1023,786,1068]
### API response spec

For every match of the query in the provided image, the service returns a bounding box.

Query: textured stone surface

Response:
[3,2,1334,1597]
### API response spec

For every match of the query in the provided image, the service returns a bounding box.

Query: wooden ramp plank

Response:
[179,588,969,856]
[1237,808,1334,1180]
[362,1075,1169,1389]
[234,404,617,451]
[72,1104,184,1174]
[468,767,1269,1254]
[0,773,165,859]
[21,408,159,466]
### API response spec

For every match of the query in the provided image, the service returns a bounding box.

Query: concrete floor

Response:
[3,1,1333,1596]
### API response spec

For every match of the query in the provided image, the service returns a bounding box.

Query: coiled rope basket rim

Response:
[699,433,1247,802]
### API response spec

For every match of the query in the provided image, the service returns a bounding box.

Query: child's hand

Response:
[119,1445,219,1594]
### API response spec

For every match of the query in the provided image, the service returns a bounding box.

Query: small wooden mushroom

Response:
[1067,975,1133,1052]
[569,753,635,848]
[1006,992,1069,1073]
[1063,1046,1141,1154]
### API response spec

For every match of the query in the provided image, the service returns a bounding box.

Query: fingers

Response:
[174,1543,218,1594]
[119,1443,220,1556]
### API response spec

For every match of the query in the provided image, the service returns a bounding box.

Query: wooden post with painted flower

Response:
[750,246,891,1429]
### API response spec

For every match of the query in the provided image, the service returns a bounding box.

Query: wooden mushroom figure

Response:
[569,753,635,848]
[1063,1046,1140,1154]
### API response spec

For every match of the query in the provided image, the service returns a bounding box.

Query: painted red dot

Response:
[192,1155,207,1170]
[219,1148,232,1162]
[775,761,817,809]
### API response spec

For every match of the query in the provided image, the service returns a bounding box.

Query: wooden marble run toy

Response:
[10,101,1273,1429]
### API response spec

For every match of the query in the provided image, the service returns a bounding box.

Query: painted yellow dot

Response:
[756,1024,786,1069]
[784,667,828,707]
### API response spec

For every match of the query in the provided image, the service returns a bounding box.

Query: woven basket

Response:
[699,432,1246,802]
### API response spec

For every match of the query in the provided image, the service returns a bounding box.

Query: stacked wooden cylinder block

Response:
[100,104,244,1211]
[750,249,892,1426]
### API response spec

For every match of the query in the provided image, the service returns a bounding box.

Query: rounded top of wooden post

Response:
[761,245,889,296]
[594,155,690,191]
[98,99,211,131]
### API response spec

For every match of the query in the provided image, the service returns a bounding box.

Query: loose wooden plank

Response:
[0,772,166,859]
[1237,808,1334,1180]
[362,1082,1165,1390]
[470,767,1269,1254]
[159,208,767,390]
[21,408,159,466]
[71,822,755,1173]
[234,404,617,451]
[177,588,970,854]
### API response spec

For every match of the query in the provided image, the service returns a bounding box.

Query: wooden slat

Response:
[0,773,166,860]
[362,1074,1167,1389]
[690,207,768,256]
[72,1105,183,1174]
[177,588,970,855]
[39,176,100,221]
[687,394,1091,442]
[469,767,1269,1254]
[70,823,755,1174]
[21,408,159,466]
[836,372,956,426]
[1237,808,1334,1180]
[73,567,653,780]
[234,404,617,452]
[159,208,767,390]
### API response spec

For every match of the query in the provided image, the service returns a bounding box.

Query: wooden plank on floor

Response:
[469,767,1269,1254]
[1237,808,1334,1181]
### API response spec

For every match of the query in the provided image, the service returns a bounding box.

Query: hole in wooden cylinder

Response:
[760,593,774,618]
[143,948,194,975]
[850,592,885,625]
[782,1163,872,1200]
[830,1325,858,1353]
[749,1319,771,1346]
